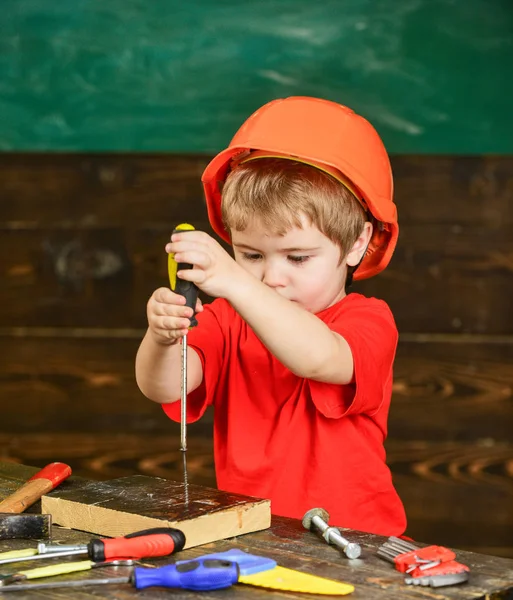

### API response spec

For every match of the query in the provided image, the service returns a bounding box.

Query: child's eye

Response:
[287,255,310,264]
[242,253,262,261]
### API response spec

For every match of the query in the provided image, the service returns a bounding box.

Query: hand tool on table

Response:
[168,222,199,503]
[377,536,469,588]
[0,559,136,586]
[0,514,52,541]
[0,549,355,595]
[0,527,185,567]
[168,222,199,453]
[0,463,71,515]
[302,508,361,559]
[0,536,83,562]
[193,549,354,594]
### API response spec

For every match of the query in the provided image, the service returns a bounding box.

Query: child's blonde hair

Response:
[221,158,368,261]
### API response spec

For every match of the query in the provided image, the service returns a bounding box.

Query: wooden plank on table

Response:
[41,475,270,549]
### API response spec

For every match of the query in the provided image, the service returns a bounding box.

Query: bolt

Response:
[37,542,84,555]
[302,508,361,559]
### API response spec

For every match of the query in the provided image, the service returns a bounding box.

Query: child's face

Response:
[231,215,348,313]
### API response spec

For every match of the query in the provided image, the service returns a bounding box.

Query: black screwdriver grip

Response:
[88,528,186,562]
[171,226,198,327]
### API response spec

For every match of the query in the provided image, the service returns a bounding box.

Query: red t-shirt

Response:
[163,293,406,536]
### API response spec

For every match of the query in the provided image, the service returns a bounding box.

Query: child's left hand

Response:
[166,230,251,299]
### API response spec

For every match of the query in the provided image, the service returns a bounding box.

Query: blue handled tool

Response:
[0,550,355,595]
[0,558,239,593]
[188,548,277,574]
[133,558,238,591]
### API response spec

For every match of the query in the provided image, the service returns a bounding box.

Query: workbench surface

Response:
[0,462,512,599]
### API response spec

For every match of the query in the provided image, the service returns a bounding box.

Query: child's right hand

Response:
[146,287,203,345]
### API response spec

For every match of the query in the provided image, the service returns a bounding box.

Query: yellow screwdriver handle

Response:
[20,560,94,580]
[168,223,198,327]
[0,548,38,561]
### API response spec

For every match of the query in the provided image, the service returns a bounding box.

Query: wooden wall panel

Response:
[1,336,510,440]
[0,152,512,557]
[391,340,513,442]
[1,154,513,334]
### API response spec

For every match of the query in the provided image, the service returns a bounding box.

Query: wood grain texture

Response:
[1,435,512,559]
[1,154,513,333]
[1,152,512,563]
[41,475,270,549]
[0,336,511,441]
[1,463,513,600]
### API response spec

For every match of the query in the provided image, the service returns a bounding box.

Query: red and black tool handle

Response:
[87,527,186,561]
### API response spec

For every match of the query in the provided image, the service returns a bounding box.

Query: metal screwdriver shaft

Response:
[180,334,188,452]
[181,334,189,504]
[168,223,198,503]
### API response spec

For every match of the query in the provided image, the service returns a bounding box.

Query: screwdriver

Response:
[0,527,185,567]
[0,559,136,586]
[0,558,239,592]
[168,222,199,453]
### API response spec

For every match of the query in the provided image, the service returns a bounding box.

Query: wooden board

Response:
[41,475,270,549]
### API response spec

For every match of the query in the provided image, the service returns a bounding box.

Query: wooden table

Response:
[0,462,512,599]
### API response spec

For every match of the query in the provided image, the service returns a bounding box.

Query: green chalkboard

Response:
[1,0,512,153]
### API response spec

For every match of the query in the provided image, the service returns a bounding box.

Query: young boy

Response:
[135,96,406,536]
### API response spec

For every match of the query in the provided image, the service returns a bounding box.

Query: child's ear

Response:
[346,222,373,267]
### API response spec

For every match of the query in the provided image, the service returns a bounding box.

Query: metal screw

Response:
[37,542,84,554]
[302,508,361,559]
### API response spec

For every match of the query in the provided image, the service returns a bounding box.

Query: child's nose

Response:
[262,263,285,288]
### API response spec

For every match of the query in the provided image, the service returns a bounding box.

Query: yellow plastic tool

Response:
[195,549,354,595]
[240,565,354,595]
[0,549,37,562]
[0,559,136,587]
[12,560,94,580]
[167,222,196,292]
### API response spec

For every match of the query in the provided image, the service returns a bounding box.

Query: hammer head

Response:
[0,513,52,540]
[302,507,330,530]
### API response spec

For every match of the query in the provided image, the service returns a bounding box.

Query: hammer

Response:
[0,463,71,540]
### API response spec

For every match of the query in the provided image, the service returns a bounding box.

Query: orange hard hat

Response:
[202,96,398,280]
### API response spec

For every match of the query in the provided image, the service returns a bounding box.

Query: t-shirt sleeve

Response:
[308,299,398,419]
[161,300,226,424]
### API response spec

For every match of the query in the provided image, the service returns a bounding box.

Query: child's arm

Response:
[229,281,354,384]
[135,287,203,403]
[168,232,354,385]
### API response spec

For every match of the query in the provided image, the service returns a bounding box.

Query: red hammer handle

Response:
[0,463,72,513]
